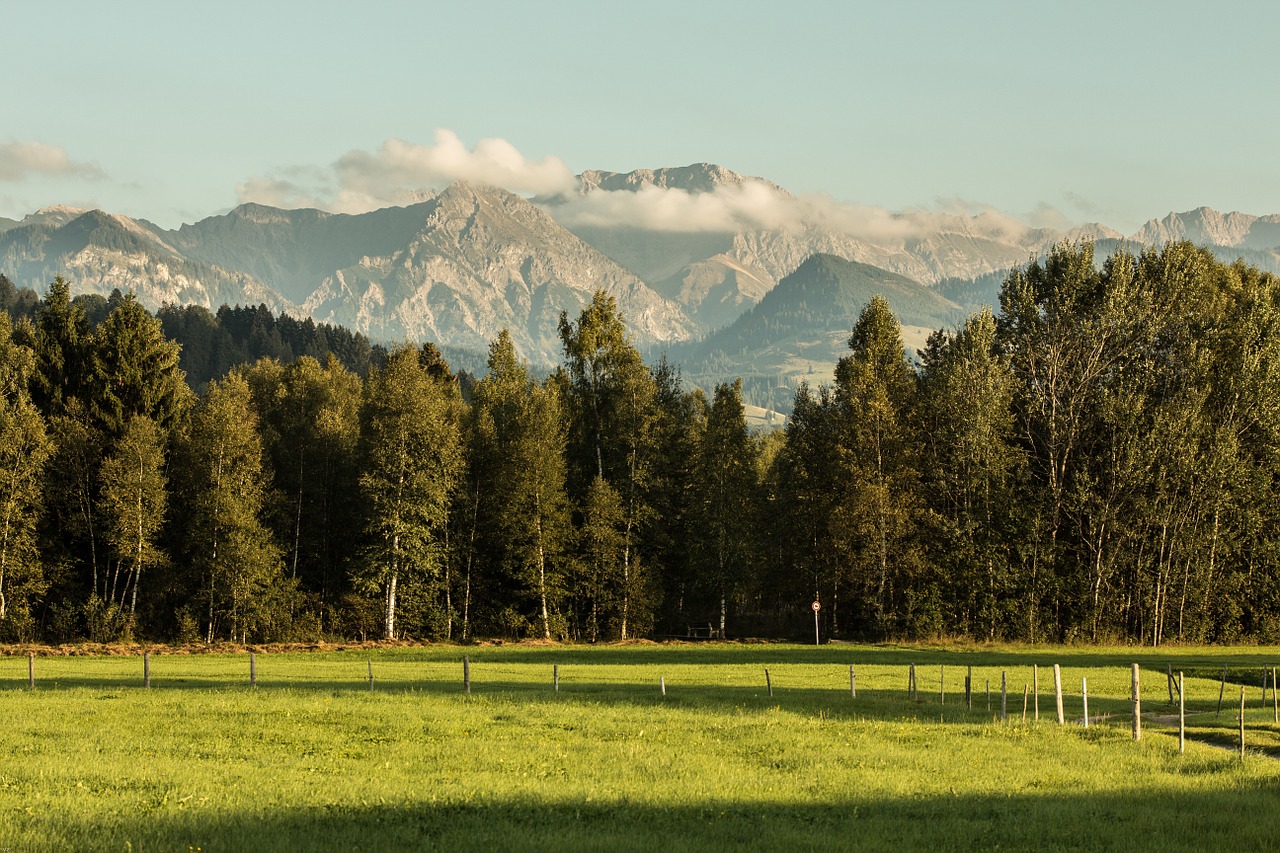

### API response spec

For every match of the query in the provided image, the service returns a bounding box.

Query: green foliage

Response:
[89,291,190,437]
[0,311,52,623]
[98,415,168,616]
[358,344,463,639]
[691,379,758,635]
[175,373,283,642]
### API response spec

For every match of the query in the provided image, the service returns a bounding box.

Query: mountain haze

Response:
[5,163,1280,394]
[674,254,962,401]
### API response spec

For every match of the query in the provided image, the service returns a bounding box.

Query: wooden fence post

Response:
[144,652,151,689]
[965,665,972,710]
[28,652,34,689]
[1082,677,1089,729]
[1179,671,1185,755]
[765,667,773,698]
[1054,664,1064,725]
[1166,664,1174,705]
[368,658,374,691]
[1239,685,1246,762]
[661,676,666,696]
[849,665,856,699]
[250,652,257,688]
[1022,684,1029,721]
[554,664,560,692]
[1131,663,1141,741]
[986,679,990,712]
[463,655,471,694]
[1217,665,1227,716]
[1033,664,1040,722]
[1001,671,1007,722]
[1273,667,1278,724]
[940,665,945,705]
[909,664,916,701]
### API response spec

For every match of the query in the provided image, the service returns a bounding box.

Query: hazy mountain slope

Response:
[547,163,1052,330]
[674,254,960,390]
[167,200,440,305]
[1130,208,1280,273]
[0,210,290,313]
[297,182,694,363]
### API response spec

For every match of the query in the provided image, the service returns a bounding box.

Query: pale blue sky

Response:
[3,0,1276,233]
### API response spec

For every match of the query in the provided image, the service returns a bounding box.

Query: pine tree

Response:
[0,313,51,629]
[90,291,190,438]
[31,276,90,415]
[692,379,759,637]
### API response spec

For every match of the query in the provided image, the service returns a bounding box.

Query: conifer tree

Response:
[692,379,758,637]
[90,291,190,438]
[0,313,51,628]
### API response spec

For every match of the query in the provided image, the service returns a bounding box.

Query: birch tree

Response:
[359,344,462,640]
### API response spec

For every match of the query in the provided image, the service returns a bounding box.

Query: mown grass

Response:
[2,643,1279,851]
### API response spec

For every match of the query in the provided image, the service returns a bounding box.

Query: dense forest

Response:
[2,241,1279,645]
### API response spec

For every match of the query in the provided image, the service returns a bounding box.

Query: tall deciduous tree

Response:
[831,295,924,636]
[178,373,281,642]
[359,344,462,640]
[473,331,571,639]
[558,292,659,639]
[243,355,362,618]
[99,415,168,616]
[918,307,1022,638]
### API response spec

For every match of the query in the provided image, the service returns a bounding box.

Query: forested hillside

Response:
[2,242,1279,645]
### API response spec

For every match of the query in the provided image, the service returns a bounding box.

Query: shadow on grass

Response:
[21,785,1280,852]
[7,673,1277,750]
[375,643,1280,671]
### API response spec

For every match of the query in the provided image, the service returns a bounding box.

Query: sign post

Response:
[811,600,821,646]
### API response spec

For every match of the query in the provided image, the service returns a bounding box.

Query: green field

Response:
[3,643,1280,851]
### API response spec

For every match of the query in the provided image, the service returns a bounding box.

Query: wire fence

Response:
[7,649,1279,734]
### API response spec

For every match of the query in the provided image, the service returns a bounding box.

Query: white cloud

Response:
[550,182,1042,246]
[234,176,328,210]
[234,130,1056,246]
[335,132,575,198]
[0,140,104,182]
[237,130,575,214]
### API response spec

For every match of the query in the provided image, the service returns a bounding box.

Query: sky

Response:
[3,0,1277,234]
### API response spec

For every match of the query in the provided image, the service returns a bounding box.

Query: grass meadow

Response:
[2,642,1279,851]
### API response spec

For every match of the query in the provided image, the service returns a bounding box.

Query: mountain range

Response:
[3,163,1279,405]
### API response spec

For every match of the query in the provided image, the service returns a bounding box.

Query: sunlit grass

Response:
[1,643,1278,851]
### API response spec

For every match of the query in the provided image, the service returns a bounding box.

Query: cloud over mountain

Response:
[234,131,1059,246]
[238,130,575,214]
[0,140,104,182]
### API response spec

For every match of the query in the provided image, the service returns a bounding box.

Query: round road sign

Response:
[811,600,821,612]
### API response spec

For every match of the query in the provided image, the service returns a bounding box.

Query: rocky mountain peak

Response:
[575,163,784,196]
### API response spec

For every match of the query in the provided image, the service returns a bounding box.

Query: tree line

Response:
[1,241,1279,645]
